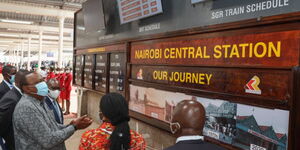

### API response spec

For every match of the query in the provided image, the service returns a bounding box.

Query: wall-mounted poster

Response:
[94,54,107,92]
[109,52,126,95]
[74,55,84,86]
[129,84,289,150]
[84,55,94,89]
[233,104,289,150]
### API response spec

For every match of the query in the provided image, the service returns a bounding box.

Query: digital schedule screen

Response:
[117,0,163,24]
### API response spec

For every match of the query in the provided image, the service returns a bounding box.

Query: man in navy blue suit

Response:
[45,78,63,124]
[165,99,226,150]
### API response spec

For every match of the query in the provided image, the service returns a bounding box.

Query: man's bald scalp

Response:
[172,100,206,130]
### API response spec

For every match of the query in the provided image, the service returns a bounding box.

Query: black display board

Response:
[74,55,84,86]
[94,53,108,92]
[109,52,126,96]
[83,55,94,89]
[75,0,300,48]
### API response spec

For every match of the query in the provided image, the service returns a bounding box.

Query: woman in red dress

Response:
[64,68,73,115]
[79,93,146,150]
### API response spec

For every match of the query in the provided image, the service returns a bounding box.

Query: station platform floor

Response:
[64,86,100,149]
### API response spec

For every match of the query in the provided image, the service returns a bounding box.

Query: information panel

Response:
[83,55,94,89]
[117,0,163,24]
[131,30,300,67]
[131,65,291,102]
[94,54,107,92]
[109,52,126,95]
[74,55,84,86]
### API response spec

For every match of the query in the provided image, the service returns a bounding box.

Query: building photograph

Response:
[197,98,237,144]
[233,104,289,150]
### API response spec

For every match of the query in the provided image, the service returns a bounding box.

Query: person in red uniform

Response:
[55,68,60,78]
[46,67,56,81]
[63,67,73,115]
[57,68,66,112]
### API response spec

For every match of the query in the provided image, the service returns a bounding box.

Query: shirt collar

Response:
[47,96,55,102]
[3,79,13,89]
[176,135,204,143]
[14,86,23,95]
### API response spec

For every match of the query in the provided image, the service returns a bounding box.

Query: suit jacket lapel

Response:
[12,88,22,99]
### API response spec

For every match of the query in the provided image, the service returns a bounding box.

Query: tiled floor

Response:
[65,118,100,150]
[64,87,101,150]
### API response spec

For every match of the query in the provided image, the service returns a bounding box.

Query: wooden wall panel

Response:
[131,30,300,68]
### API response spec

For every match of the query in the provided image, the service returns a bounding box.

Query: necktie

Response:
[0,138,7,150]
[52,101,62,123]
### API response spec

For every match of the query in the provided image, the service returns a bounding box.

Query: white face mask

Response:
[170,122,181,134]
[48,89,61,99]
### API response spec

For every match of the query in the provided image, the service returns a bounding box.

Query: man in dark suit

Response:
[0,69,29,150]
[0,65,16,150]
[0,65,16,99]
[45,78,64,124]
[165,99,226,150]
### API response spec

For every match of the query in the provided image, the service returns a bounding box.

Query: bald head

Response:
[171,99,206,136]
[21,72,45,100]
[47,78,60,90]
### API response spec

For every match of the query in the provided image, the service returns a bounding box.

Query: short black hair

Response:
[2,65,15,75]
[19,71,34,91]
[15,69,30,87]
[49,67,54,72]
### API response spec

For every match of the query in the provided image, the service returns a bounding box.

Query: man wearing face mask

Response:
[165,99,226,150]
[13,72,93,150]
[0,65,16,150]
[0,69,29,150]
[0,65,17,99]
[45,78,63,124]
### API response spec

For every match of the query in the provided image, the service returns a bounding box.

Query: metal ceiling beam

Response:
[0,22,73,33]
[0,1,75,18]
[14,0,82,10]
[0,32,73,41]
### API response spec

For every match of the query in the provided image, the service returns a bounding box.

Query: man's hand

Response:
[70,115,93,130]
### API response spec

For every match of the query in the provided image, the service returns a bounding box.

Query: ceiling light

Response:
[77,26,85,30]
[7,28,24,32]
[0,19,33,25]
[0,40,13,43]
[0,34,19,37]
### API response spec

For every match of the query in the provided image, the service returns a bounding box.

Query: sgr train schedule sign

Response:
[117,0,163,24]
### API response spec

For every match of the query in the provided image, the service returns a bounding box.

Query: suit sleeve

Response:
[13,104,75,149]
[0,98,16,131]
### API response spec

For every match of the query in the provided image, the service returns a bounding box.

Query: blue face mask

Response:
[35,82,49,96]
[9,75,15,84]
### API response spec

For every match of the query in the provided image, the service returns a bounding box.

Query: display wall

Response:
[74,44,127,96]
[73,1,300,149]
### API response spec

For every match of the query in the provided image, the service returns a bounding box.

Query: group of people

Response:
[0,64,225,150]
[43,67,73,115]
